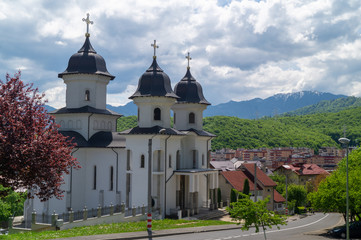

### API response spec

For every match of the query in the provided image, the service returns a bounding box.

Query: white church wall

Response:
[172,104,206,130]
[133,97,175,128]
[83,148,120,210]
[64,74,110,109]
[165,175,177,214]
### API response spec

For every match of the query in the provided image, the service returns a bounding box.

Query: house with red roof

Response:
[218,163,282,211]
[274,163,329,185]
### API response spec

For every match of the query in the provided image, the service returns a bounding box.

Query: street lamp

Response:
[338,137,350,240]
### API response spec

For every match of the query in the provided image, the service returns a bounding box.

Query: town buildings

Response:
[211,147,345,171]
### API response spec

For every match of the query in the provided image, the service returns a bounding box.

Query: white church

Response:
[26,15,219,223]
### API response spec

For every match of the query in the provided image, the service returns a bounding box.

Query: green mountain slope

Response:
[117,107,361,151]
[285,96,361,116]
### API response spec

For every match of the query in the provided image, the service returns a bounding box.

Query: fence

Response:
[10,203,149,233]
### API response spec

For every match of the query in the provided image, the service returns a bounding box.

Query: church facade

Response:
[27,18,218,222]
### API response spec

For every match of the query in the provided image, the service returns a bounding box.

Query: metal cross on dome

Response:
[151,40,159,59]
[82,13,93,37]
[186,52,192,69]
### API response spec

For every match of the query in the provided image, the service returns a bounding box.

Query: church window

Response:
[126,173,131,208]
[140,155,145,168]
[192,150,197,169]
[127,150,131,171]
[189,112,195,124]
[85,90,90,101]
[168,155,172,168]
[154,108,161,121]
[110,166,114,191]
[93,166,97,190]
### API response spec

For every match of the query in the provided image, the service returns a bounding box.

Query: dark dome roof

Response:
[174,68,210,105]
[58,36,115,80]
[129,57,178,99]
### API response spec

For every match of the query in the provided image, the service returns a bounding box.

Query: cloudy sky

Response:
[1,0,361,108]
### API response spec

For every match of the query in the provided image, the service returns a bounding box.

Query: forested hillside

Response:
[285,96,361,116]
[117,107,361,151]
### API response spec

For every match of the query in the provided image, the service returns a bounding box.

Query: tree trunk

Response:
[262,224,267,240]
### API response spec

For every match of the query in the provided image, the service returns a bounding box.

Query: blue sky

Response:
[1,0,361,108]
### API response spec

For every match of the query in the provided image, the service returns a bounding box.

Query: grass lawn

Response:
[0,219,234,240]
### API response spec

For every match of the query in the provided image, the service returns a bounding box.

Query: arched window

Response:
[127,150,131,171]
[189,112,195,124]
[140,155,145,168]
[85,90,90,101]
[93,166,97,190]
[110,166,114,191]
[154,108,161,120]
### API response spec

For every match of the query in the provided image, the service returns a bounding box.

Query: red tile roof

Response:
[278,164,329,176]
[221,171,261,191]
[242,163,277,187]
[274,190,286,203]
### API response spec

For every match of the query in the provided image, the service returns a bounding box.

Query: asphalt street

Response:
[140,213,343,240]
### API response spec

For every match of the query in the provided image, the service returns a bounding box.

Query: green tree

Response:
[287,184,307,212]
[243,179,250,195]
[0,185,26,222]
[227,193,286,240]
[309,147,361,221]
[230,188,237,204]
[270,173,286,195]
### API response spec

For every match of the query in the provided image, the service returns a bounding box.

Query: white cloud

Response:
[1,0,361,107]
[107,85,137,107]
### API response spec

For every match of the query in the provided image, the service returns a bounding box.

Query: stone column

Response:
[83,206,88,221]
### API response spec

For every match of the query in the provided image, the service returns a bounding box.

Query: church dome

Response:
[58,36,115,80]
[129,57,178,99]
[174,68,210,105]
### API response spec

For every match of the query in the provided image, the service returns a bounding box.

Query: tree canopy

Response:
[0,72,79,201]
[309,147,361,221]
[227,193,286,240]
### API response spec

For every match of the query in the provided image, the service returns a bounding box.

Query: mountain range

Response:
[106,91,348,119]
[45,91,350,119]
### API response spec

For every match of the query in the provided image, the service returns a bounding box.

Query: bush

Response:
[0,185,26,222]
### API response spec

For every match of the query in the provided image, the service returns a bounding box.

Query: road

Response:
[143,213,343,240]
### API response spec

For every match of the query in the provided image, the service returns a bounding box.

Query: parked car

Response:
[328,221,361,238]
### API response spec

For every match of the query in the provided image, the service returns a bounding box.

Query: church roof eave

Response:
[51,105,122,116]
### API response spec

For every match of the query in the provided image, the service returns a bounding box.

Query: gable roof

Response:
[274,190,286,203]
[242,163,277,187]
[221,171,262,191]
[210,161,235,171]
[276,164,329,176]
